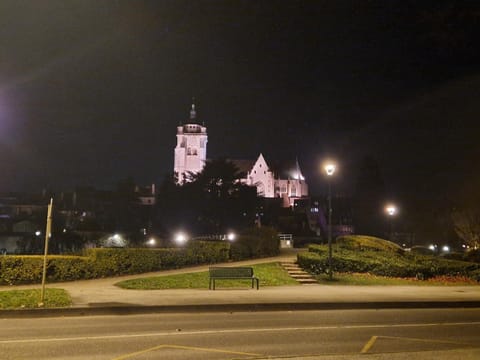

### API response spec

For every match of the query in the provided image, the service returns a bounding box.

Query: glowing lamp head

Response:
[442,245,450,252]
[324,163,336,176]
[227,232,235,241]
[148,238,156,246]
[175,232,187,245]
[386,205,397,216]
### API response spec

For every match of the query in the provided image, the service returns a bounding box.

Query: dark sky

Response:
[1,0,479,206]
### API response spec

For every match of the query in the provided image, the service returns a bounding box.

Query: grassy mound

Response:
[336,235,404,253]
[299,235,480,281]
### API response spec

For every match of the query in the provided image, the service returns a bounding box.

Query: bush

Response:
[336,235,404,253]
[464,249,480,263]
[297,244,480,280]
[410,246,435,255]
[230,226,279,261]
[0,240,230,285]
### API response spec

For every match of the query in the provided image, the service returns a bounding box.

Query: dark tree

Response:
[155,159,258,236]
[352,156,387,237]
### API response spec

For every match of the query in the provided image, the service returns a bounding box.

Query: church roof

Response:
[229,156,305,180]
[268,158,306,180]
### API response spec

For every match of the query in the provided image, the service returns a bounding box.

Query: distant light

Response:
[428,245,435,251]
[286,240,291,246]
[62,228,67,233]
[442,245,450,252]
[385,205,397,216]
[324,163,336,176]
[148,238,156,246]
[175,232,187,245]
[227,232,235,241]
[35,231,41,236]
[113,234,121,240]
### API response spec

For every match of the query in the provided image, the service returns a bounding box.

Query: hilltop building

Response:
[173,102,308,207]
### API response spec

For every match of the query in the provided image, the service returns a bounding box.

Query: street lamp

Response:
[385,204,397,240]
[324,162,336,280]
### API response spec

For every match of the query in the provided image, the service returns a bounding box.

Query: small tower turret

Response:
[173,100,208,184]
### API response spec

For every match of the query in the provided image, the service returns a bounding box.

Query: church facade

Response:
[173,103,308,207]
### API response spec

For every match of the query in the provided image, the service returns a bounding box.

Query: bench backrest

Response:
[209,267,254,278]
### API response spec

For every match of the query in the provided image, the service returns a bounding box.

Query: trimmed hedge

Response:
[230,226,280,261]
[443,249,480,264]
[298,244,480,280]
[0,240,230,285]
[336,235,404,254]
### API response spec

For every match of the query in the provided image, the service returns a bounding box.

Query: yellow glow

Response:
[324,163,336,176]
[385,205,397,216]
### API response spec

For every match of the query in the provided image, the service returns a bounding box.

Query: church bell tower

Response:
[174,100,208,184]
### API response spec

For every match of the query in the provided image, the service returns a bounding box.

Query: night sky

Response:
[1,1,479,208]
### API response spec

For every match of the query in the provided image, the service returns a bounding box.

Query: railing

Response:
[278,233,293,248]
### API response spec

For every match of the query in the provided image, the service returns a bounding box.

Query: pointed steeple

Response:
[190,97,196,121]
[295,156,305,180]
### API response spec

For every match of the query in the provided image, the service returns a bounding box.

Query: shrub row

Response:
[336,235,404,254]
[298,244,480,280]
[0,241,230,285]
[230,227,280,260]
[443,249,480,264]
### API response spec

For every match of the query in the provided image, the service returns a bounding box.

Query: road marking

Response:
[360,335,474,354]
[379,335,473,346]
[1,321,479,345]
[113,344,261,360]
[361,336,377,353]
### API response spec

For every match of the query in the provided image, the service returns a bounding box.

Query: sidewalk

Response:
[1,249,480,317]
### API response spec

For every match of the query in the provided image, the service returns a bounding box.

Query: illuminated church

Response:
[174,103,308,207]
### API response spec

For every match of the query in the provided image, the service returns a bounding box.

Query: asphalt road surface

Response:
[0,308,480,359]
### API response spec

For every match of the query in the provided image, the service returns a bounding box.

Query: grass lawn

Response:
[315,273,479,286]
[116,262,299,289]
[0,288,72,309]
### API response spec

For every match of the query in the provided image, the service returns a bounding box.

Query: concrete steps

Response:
[281,261,318,285]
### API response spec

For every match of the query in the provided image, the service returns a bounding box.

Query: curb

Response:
[2,301,480,318]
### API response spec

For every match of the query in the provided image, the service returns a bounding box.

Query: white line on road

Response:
[1,321,480,345]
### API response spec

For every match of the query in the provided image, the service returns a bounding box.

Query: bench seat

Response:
[209,266,259,290]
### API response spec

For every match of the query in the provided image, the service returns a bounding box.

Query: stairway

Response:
[281,261,318,285]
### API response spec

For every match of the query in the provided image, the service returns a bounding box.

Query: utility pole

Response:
[39,198,53,307]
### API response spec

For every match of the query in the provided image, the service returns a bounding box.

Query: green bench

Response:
[209,267,259,290]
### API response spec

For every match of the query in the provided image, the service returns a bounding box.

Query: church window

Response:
[281,185,287,193]
[291,186,297,197]
[187,147,192,155]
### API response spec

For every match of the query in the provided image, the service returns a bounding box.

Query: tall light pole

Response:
[385,204,397,241]
[324,163,336,280]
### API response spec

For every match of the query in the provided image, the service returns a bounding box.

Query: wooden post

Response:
[39,198,53,306]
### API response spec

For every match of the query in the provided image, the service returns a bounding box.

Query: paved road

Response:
[1,308,479,359]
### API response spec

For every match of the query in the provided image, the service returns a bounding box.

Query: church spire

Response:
[190,97,196,121]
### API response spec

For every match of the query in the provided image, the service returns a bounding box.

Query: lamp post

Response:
[385,204,397,241]
[324,163,336,280]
